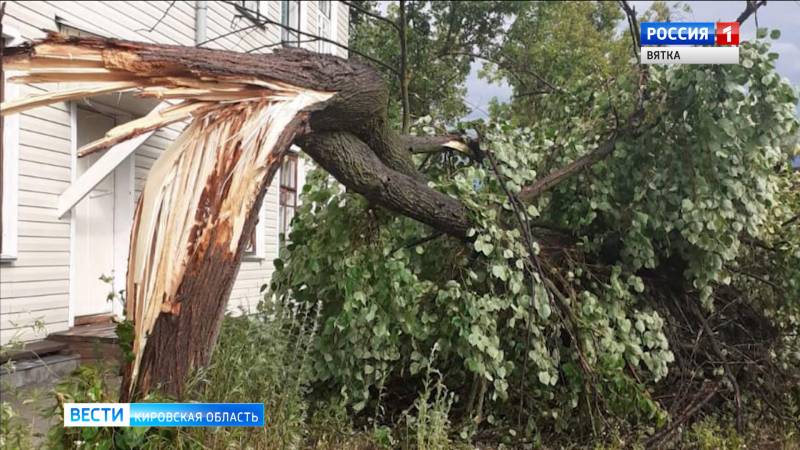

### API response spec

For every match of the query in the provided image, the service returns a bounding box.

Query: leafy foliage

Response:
[269,31,800,445]
[349,1,519,123]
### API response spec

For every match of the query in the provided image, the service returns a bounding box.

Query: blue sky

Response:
[464,1,800,119]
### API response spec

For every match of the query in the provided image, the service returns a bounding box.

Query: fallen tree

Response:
[2,34,573,399]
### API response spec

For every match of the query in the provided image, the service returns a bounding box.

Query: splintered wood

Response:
[0,34,334,395]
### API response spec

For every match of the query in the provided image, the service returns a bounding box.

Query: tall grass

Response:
[187,300,321,448]
[398,345,457,450]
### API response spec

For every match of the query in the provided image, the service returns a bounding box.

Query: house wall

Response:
[0,1,349,344]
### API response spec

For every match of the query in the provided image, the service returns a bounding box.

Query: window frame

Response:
[278,151,299,242]
[242,0,260,17]
[1,27,22,261]
[317,1,332,54]
[281,0,301,47]
[242,180,267,259]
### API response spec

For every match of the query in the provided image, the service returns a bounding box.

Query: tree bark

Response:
[299,131,472,238]
[518,138,616,202]
[399,0,411,134]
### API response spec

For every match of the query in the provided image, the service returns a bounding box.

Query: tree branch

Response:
[736,0,767,24]
[137,1,176,33]
[445,51,567,95]
[619,0,641,60]
[399,0,411,133]
[390,232,444,255]
[196,23,261,47]
[782,213,799,228]
[341,0,400,32]
[299,131,472,239]
[400,134,474,154]
[519,137,617,202]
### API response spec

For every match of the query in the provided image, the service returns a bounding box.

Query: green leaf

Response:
[538,371,550,385]
[491,264,507,281]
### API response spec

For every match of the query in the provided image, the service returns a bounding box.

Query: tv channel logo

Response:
[640,22,740,65]
[640,22,739,47]
[64,403,265,427]
[716,22,740,46]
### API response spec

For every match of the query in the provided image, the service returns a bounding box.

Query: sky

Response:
[464,1,800,120]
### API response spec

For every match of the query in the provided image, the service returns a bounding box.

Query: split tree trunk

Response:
[2,34,477,399]
[119,114,303,400]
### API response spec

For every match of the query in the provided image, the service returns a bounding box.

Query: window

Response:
[281,1,301,47]
[242,194,266,259]
[240,1,261,20]
[1,29,21,261]
[317,1,332,53]
[279,153,298,240]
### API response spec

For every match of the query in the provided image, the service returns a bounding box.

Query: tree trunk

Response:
[119,113,303,400]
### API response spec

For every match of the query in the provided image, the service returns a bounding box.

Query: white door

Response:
[73,107,126,317]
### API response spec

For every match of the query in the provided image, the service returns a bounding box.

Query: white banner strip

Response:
[641,46,739,65]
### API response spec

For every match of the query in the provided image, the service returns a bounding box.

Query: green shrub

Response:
[0,401,32,450]
[269,35,800,446]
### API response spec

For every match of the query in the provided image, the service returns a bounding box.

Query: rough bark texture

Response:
[299,131,472,238]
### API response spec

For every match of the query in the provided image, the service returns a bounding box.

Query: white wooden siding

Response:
[1,1,350,344]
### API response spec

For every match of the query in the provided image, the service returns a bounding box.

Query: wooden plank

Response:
[0,280,68,299]
[74,313,115,326]
[17,206,65,224]
[19,146,72,167]
[0,339,68,364]
[19,160,71,182]
[1,81,140,115]
[20,114,70,139]
[9,251,69,267]
[0,307,68,330]
[18,236,70,252]
[0,294,70,315]
[19,176,70,195]
[19,130,71,154]
[1,321,69,346]
[0,266,69,283]
[18,221,70,239]
[48,322,118,343]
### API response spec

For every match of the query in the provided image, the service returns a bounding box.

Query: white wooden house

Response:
[0,1,350,345]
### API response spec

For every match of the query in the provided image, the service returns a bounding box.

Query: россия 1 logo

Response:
[640,22,739,65]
